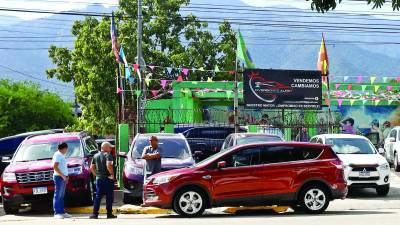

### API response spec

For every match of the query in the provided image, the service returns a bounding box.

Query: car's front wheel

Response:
[298,185,330,214]
[173,188,206,217]
[376,184,390,196]
[3,199,19,215]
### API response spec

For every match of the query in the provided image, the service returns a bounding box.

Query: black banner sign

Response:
[243,69,322,109]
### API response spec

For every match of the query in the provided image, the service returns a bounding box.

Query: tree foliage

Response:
[309,0,400,12]
[0,79,74,137]
[47,0,237,135]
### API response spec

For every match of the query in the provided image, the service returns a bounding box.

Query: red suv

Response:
[1,132,98,214]
[143,142,347,216]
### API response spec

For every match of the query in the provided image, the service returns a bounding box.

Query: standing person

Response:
[142,136,162,181]
[340,117,357,134]
[295,127,310,142]
[382,121,392,140]
[52,142,72,219]
[89,142,117,219]
[370,119,384,145]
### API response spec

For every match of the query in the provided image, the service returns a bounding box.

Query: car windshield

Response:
[13,140,82,162]
[326,138,376,154]
[236,136,282,145]
[132,137,191,159]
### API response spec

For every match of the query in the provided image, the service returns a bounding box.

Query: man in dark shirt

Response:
[89,142,117,219]
[142,136,162,181]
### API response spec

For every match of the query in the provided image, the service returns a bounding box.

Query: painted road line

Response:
[223,206,290,214]
[65,205,171,215]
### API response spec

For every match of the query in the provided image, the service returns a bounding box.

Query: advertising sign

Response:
[244,69,322,109]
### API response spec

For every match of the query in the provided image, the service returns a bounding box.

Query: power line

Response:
[0,64,73,88]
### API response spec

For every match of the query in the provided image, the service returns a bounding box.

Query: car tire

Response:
[3,200,19,215]
[394,152,400,172]
[376,184,390,196]
[298,185,330,214]
[173,188,207,217]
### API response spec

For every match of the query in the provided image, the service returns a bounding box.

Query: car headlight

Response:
[379,163,390,170]
[2,172,17,182]
[152,174,178,185]
[68,166,83,175]
[126,165,143,175]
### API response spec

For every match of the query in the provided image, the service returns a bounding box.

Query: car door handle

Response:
[202,175,212,180]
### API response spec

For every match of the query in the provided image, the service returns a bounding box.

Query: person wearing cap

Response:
[89,142,117,219]
[142,136,162,181]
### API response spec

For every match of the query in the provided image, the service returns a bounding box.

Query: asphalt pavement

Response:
[1,170,399,225]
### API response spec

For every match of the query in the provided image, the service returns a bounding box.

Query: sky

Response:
[0,0,398,20]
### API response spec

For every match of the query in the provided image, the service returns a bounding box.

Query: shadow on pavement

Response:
[156,209,395,219]
[346,187,400,200]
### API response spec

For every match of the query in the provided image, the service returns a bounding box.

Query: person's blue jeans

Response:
[93,178,114,215]
[53,175,67,215]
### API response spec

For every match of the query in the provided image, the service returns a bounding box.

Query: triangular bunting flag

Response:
[168,90,174,95]
[374,85,380,92]
[229,70,236,75]
[182,68,189,76]
[132,64,139,73]
[166,67,173,75]
[145,78,151,86]
[361,85,367,92]
[324,98,330,106]
[199,67,205,72]
[214,65,220,72]
[370,76,377,84]
[226,90,233,99]
[135,90,141,96]
[350,99,356,106]
[128,77,135,84]
[204,88,210,92]
[347,84,352,91]
[335,84,340,90]
[149,65,155,71]
[207,77,213,82]
[374,99,380,106]
[161,80,168,89]
[357,76,363,83]
[177,75,183,82]
[117,87,123,94]
[363,100,368,105]
[125,66,131,79]
[387,86,393,91]
[397,76,400,82]
[151,90,159,97]
[388,100,393,105]
[337,99,343,107]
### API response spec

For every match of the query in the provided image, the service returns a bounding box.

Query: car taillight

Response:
[330,159,344,170]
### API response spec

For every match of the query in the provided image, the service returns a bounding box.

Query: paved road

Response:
[1,171,399,225]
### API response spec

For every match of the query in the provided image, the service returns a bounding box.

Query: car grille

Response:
[348,177,380,181]
[145,189,157,199]
[351,167,377,172]
[16,170,53,184]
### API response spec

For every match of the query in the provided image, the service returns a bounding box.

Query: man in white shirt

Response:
[52,142,72,219]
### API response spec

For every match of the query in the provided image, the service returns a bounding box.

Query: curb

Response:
[65,205,172,215]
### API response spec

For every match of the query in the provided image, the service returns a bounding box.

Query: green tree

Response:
[0,79,74,137]
[47,0,237,134]
[309,0,400,12]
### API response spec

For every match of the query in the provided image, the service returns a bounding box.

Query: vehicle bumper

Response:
[123,177,144,198]
[331,183,348,200]
[345,167,390,188]
[143,183,174,208]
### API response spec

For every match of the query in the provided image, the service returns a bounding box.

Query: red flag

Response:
[151,90,159,97]
[317,33,329,76]
[110,12,120,63]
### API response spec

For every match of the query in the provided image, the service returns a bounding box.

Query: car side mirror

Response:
[1,156,11,163]
[389,137,396,142]
[118,152,128,158]
[217,161,227,169]
[89,150,98,157]
[378,148,385,154]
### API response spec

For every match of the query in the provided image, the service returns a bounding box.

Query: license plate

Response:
[359,171,370,177]
[33,187,48,195]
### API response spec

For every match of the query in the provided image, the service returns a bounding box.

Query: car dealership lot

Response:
[1,171,400,224]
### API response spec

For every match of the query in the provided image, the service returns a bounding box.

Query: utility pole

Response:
[136,0,144,133]
[234,58,239,133]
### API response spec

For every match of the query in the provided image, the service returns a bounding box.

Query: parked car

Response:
[0,132,98,214]
[310,134,390,196]
[0,129,64,176]
[181,126,247,161]
[383,126,400,171]
[118,133,195,204]
[242,126,285,140]
[143,142,347,217]
[221,133,283,151]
